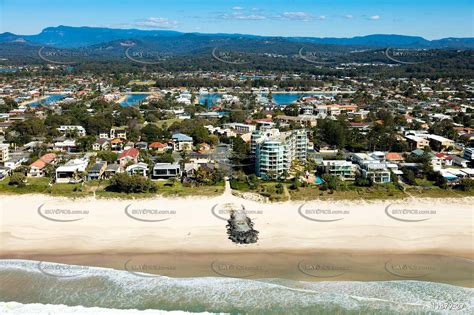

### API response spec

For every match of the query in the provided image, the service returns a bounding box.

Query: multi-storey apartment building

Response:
[251,128,308,179]
[0,143,10,163]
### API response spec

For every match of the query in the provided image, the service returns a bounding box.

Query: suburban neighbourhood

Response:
[0,71,472,200]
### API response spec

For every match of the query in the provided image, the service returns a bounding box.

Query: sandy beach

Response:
[1,188,473,285]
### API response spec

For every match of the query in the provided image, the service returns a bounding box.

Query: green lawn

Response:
[0,176,224,199]
[0,177,50,194]
[231,180,408,201]
[155,118,182,128]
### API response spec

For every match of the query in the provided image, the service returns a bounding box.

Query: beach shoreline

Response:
[1,193,472,286]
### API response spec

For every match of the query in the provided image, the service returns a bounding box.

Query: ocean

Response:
[0,260,472,314]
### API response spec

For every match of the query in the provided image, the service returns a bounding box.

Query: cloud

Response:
[280,11,313,21]
[369,15,381,20]
[344,14,354,20]
[274,12,325,21]
[125,17,178,29]
[217,9,325,22]
[220,12,266,20]
[232,6,244,10]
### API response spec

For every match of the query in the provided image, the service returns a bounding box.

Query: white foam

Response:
[0,302,217,314]
[1,259,473,314]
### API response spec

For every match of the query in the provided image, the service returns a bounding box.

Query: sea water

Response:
[0,260,472,314]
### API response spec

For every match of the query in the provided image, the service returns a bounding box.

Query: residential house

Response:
[223,123,256,134]
[111,128,127,139]
[385,152,404,163]
[118,148,139,166]
[57,125,86,137]
[54,139,76,152]
[320,160,357,180]
[172,133,194,151]
[126,162,148,177]
[149,141,169,152]
[55,157,89,183]
[405,135,429,149]
[435,153,454,166]
[197,143,211,153]
[4,155,28,170]
[274,115,318,127]
[352,153,391,183]
[463,147,474,161]
[427,135,455,151]
[135,142,148,150]
[452,156,469,168]
[87,161,107,180]
[92,138,110,151]
[103,164,124,179]
[29,153,57,177]
[152,163,181,179]
[99,131,110,139]
[111,138,124,151]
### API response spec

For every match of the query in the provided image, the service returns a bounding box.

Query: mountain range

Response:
[1,25,473,49]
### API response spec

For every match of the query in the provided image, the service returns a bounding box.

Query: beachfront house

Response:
[320,160,357,180]
[55,157,89,183]
[126,162,149,177]
[352,153,391,183]
[29,153,57,177]
[103,164,124,179]
[152,163,181,180]
[87,161,107,181]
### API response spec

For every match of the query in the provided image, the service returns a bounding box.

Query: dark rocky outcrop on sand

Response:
[226,209,259,244]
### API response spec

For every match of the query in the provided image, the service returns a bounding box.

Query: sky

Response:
[0,0,473,39]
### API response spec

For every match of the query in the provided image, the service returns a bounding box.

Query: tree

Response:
[354,176,373,187]
[140,124,167,142]
[107,173,157,193]
[9,173,26,187]
[97,151,118,163]
[458,179,474,192]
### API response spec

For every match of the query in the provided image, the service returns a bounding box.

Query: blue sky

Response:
[0,0,472,39]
